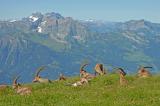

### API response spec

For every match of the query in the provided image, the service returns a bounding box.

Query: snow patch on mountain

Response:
[9,20,17,22]
[37,26,42,33]
[41,21,47,25]
[29,16,39,22]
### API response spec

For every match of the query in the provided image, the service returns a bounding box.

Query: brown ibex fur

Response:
[59,73,67,81]
[32,66,51,83]
[117,68,128,86]
[80,64,95,80]
[12,76,32,95]
[94,64,106,76]
[137,66,152,78]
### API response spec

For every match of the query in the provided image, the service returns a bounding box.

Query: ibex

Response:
[12,76,32,95]
[137,66,152,78]
[32,66,51,83]
[66,78,88,87]
[80,64,95,80]
[59,73,67,81]
[94,64,106,76]
[116,68,128,85]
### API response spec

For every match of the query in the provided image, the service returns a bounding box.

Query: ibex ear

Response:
[118,68,126,76]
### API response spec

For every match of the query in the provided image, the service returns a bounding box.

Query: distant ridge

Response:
[0,11,160,83]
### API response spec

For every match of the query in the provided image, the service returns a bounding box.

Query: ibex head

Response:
[117,68,126,76]
[95,63,106,75]
[32,66,46,82]
[137,66,152,77]
[59,73,66,81]
[115,68,128,85]
[12,76,21,89]
[138,66,152,73]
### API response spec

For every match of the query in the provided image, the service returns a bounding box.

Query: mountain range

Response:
[0,12,160,84]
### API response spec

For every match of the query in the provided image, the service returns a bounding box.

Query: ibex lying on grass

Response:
[12,76,32,95]
[66,78,88,87]
[116,68,128,85]
[94,64,106,76]
[80,64,95,80]
[32,66,51,83]
[137,66,152,78]
[59,73,67,81]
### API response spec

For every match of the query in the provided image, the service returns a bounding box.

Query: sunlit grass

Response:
[0,74,160,106]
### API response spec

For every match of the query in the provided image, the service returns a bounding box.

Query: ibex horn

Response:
[35,66,46,77]
[80,63,88,71]
[13,75,20,85]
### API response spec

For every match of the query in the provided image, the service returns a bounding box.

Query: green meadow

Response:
[0,74,160,106]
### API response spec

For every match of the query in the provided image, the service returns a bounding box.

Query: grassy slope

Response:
[0,74,160,106]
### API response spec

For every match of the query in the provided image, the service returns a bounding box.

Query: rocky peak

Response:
[45,12,64,20]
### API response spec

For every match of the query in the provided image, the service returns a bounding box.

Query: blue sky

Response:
[0,0,160,22]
